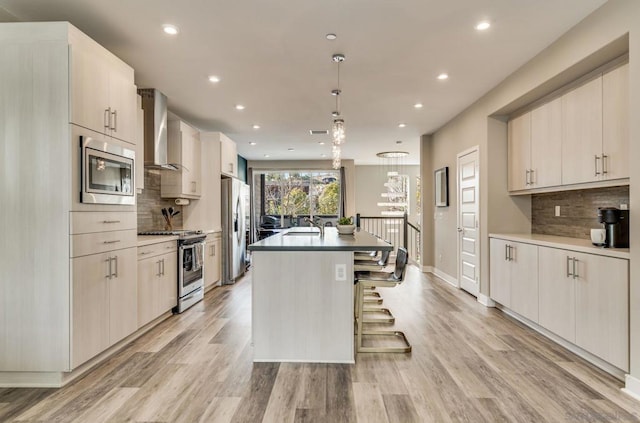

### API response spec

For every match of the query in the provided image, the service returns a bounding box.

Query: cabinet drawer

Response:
[71,229,137,257]
[137,241,177,260]
[70,211,137,234]
[205,232,222,242]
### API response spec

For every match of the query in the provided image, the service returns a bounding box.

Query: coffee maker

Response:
[597,207,629,248]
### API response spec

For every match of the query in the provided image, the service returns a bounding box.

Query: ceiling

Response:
[0,0,606,165]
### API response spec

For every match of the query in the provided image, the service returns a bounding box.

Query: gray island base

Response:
[248,227,392,363]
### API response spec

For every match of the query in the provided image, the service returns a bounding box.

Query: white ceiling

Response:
[0,0,606,165]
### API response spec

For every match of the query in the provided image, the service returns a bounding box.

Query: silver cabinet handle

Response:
[572,257,578,279]
[525,170,530,185]
[505,244,509,261]
[106,257,112,279]
[602,154,608,175]
[161,258,165,276]
[229,163,234,173]
[104,108,111,129]
[594,155,601,176]
[103,240,121,244]
[111,256,118,278]
[157,259,162,277]
[102,220,121,224]
[529,169,535,185]
[566,256,573,277]
[111,110,117,131]
[191,181,196,193]
[509,245,514,262]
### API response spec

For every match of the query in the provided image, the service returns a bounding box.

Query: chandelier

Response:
[331,53,345,169]
[376,151,410,216]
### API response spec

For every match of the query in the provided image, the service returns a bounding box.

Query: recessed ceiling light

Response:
[318,141,325,145]
[396,140,403,144]
[288,148,295,151]
[437,73,449,80]
[235,104,245,110]
[414,103,423,109]
[162,24,179,35]
[326,33,337,40]
[208,75,220,83]
[249,142,257,146]
[252,124,260,129]
[475,21,491,31]
[264,154,270,158]
[398,123,406,128]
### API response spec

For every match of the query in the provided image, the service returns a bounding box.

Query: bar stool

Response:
[354,247,411,353]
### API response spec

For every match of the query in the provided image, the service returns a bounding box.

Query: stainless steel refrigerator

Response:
[221,177,249,284]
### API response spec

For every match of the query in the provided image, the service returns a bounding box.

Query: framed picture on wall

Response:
[435,166,449,207]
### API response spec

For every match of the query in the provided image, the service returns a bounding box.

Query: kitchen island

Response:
[248,227,392,363]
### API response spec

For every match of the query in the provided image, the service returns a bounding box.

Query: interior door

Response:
[457,148,480,296]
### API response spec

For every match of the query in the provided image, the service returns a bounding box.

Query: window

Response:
[255,170,341,222]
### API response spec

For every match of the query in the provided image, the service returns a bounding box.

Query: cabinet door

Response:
[509,242,539,322]
[108,63,137,144]
[538,247,575,343]
[108,248,138,345]
[574,253,629,371]
[158,253,178,314]
[72,252,110,368]
[181,124,201,197]
[530,98,562,188]
[507,113,530,191]
[220,135,237,178]
[70,43,110,135]
[204,239,221,289]
[489,238,511,307]
[561,76,603,185]
[137,255,161,328]
[602,63,629,181]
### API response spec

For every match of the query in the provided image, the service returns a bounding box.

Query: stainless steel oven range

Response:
[138,230,206,313]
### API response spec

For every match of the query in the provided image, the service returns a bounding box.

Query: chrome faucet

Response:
[304,217,324,237]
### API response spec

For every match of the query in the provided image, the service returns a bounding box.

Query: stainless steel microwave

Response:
[81,136,135,205]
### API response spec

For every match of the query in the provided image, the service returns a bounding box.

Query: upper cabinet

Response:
[161,119,202,199]
[561,76,603,185]
[220,134,238,178]
[602,63,629,181]
[508,98,562,191]
[70,33,137,144]
[508,61,629,193]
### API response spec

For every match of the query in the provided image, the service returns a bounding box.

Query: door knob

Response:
[457,227,463,233]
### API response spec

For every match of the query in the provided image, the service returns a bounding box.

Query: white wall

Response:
[354,165,420,224]
[422,0,640,389]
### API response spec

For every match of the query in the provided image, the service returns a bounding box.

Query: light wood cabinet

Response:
[561,76,603,185]
[204,233,222,290]
[137,241,178,328]
[489,239,538,322]
[72,247,137,367]
[573,252,628,371]
[220,133,238,178]
[602,63,629,181]
[538,246,576,343]
[70,32,137,144]
[508,98,562,191]
[161,120,202,199]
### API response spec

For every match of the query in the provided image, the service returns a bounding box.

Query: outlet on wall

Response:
[555,206,561,217]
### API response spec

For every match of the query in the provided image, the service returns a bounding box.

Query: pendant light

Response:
[331,53,346,169]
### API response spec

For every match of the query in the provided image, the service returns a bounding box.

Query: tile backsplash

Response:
[531,186,629,239]
[137,169,183,231]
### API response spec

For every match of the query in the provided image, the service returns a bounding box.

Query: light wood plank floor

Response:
[2,265,640,422]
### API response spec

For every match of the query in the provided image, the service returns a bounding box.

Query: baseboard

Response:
[421,265,433,273]
[623,374,640,401]
[430,267,458,288]
[477,293,496,307]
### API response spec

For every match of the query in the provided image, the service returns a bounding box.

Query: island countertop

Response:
[248,227,392,252]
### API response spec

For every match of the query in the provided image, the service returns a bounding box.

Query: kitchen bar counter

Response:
[490,233,629,259]
[249,227,391,364]
[248,227,392,252]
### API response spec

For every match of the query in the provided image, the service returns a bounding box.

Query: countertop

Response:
[137,235,179,247]
[490,233,630,260]
[248,227,392,252]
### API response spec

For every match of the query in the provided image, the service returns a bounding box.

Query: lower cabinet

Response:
[72,247,137,368]
[204,233,222,290]
[489,238,539,322]
[137,241,178,328]
[491,237,629,372]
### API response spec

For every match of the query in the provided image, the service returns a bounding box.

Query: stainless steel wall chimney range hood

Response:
[137,88,178,170]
